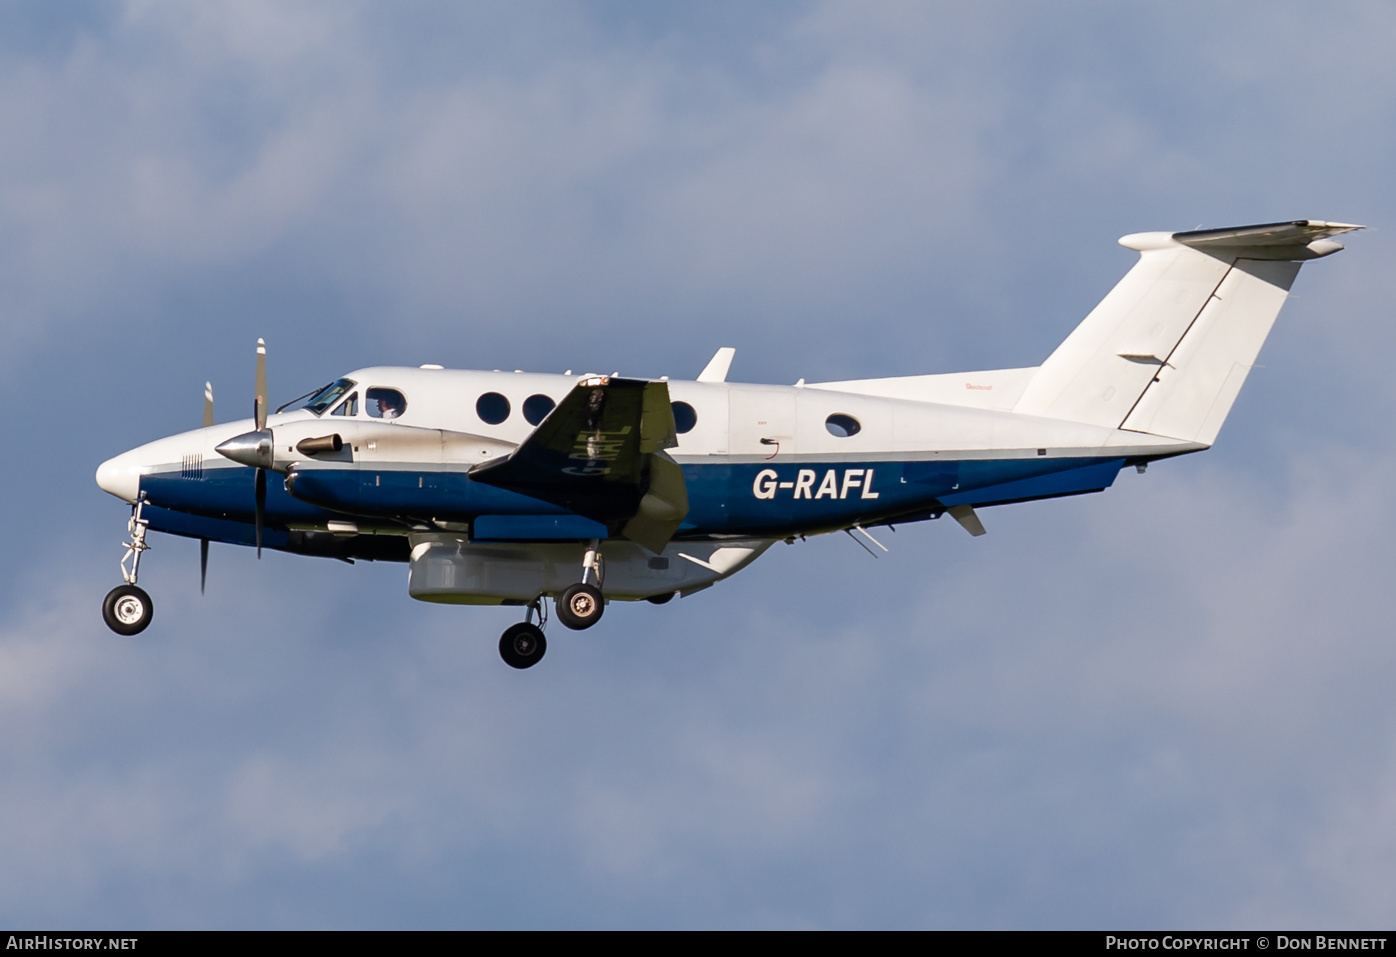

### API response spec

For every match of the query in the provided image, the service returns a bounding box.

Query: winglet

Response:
[697,347,736,383]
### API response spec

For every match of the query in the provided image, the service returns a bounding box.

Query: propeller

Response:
[254,338,267,557]
[213,338,274,558]
[202,380,213,591]
[255,338,267,431]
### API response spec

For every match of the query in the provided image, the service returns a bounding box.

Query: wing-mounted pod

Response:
[469,376,689,552]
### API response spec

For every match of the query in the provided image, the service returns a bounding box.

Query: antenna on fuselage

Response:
[697,347,735,383]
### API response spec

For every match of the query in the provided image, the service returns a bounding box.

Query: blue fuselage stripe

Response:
[139,455,1124,541]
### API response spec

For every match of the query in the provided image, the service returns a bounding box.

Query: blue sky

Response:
[1,1,1393,929]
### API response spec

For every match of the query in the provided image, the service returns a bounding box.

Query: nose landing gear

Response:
[102,493,154,636]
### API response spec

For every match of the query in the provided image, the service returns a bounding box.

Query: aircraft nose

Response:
[96,453,142,503]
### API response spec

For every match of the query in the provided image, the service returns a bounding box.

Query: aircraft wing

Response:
[469,376,688,552]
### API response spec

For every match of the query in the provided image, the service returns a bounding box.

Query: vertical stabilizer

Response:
[1013,241,1230,427]
[1014,220,1360,443]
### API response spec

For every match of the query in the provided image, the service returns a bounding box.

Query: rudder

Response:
[1120,258,1296,445]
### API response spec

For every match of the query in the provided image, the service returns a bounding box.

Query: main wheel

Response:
[102,584,154,636]
[499,622,547,669]
[557,582,604,630]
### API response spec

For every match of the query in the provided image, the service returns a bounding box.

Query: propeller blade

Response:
[254,338,268,431]
[200,538,209,594]
[254,468,266,558]
[203,381,214,428]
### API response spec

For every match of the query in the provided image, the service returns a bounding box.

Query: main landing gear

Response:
[556,539,605,631]
[500,598,547,669]
[102,494,154,636]
[497,540,609,669]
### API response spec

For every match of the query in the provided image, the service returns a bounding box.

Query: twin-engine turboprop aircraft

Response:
[96,220,1361,668]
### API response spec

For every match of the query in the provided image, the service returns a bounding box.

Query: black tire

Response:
[499,622,547,669]
[103,584,153,636]
[646,591,676,605]
[557,582,605,630]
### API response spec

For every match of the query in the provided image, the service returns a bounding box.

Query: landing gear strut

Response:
[102,493,154,636]
[499,598,547,669]
[557,539,605,630]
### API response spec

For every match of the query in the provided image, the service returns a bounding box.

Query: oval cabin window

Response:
[476,392,511,425]
[672,401,697,434]
[825,413,861,438]
[522,394,556,426]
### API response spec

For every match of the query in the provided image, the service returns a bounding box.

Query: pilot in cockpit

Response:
[367,387,406,419]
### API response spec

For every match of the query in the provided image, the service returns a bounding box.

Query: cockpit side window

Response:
[366,387,407,419]
[303,379,356,416]
[331,392,358,417]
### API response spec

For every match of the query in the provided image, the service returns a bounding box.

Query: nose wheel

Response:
[103,494,155,636]
[103,584,154,635]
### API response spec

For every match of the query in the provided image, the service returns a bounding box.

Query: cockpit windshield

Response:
[302,379,357,416]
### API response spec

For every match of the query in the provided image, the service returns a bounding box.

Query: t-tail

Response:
[1013,220,1363,445]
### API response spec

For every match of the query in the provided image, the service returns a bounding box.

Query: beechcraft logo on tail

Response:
[752,468,880,501]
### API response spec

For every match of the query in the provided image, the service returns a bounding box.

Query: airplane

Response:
[95,219,1362,668]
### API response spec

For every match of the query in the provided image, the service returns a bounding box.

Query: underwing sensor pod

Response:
[95,220,1363,668]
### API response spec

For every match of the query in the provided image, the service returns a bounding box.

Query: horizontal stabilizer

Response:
[1172,220,1363,260]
